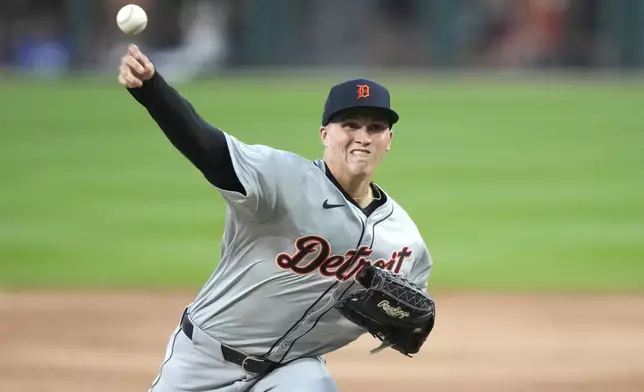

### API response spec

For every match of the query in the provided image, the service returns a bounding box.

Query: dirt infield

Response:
[1,291,643,392]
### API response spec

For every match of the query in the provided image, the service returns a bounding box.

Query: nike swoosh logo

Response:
[322,199,345,209]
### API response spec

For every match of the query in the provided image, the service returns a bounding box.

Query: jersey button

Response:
[364,234,372,243]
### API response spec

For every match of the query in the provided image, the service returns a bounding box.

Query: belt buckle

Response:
[241,356,265,375]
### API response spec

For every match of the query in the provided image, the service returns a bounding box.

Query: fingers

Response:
[117,73,136,88]
[122,54,145,75]
[128,44,140,57]
[140,54,155,77]
[118,63,143,88]
[127,44,145,68]
[127,44,155,76]
[118,44,155,88]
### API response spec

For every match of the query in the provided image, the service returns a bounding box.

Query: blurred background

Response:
[1,0,644,79]
[1,1,643,392]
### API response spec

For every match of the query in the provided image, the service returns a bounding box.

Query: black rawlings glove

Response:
[335,265,435,357]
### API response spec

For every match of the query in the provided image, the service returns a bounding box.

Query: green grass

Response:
[1,75,643,291]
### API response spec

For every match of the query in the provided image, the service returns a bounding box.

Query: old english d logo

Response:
[357,84,370,99]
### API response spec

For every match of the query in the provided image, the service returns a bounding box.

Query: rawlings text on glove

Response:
[335,265,436,356]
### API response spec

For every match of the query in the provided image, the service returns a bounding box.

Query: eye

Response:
[368,123,388,132]
[342,121,361,130]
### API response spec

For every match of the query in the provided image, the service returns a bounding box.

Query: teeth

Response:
[351,150,369,155]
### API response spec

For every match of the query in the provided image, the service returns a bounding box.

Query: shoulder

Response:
[223,132,313,169]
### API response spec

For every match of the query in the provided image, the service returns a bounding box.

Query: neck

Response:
[325,160,373,207]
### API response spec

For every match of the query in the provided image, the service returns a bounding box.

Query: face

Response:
[320,109,393,180]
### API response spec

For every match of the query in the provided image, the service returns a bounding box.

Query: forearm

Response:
[127,72,244,193]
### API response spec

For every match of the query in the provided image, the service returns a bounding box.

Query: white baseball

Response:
[116,4,148,35]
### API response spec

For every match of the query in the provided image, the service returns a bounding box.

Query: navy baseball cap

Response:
[322,78,399,127]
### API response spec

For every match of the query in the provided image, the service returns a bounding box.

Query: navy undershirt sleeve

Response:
[126,72,245,194]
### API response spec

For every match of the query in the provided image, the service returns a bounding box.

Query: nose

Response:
[354,127,372,145]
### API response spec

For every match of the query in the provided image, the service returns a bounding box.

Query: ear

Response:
[320,126,330,147]
[385,129,393,152]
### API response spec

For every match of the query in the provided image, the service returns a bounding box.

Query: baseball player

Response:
[118,44,435,392]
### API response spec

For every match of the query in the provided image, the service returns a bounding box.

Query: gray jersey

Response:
[188,132,432,363]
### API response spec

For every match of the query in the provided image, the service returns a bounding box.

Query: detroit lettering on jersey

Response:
[276,235,413,281]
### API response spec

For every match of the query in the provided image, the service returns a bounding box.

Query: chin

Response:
[347,162,372,177]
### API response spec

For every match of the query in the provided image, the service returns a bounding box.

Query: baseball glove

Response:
[335,266,435,357]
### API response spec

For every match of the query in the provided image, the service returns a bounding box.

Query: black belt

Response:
[180,309,279,376]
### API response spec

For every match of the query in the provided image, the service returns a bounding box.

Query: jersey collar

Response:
[314,159,389,217]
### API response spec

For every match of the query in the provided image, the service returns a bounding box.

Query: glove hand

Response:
[335,266,436,356]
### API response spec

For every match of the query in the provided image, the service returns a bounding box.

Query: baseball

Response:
[116,4,148,35]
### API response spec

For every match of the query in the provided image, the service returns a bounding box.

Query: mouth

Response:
[350,149,371,157]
